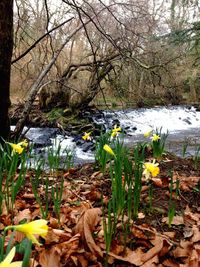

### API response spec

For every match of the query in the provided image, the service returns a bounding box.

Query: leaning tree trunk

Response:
[0,0,13,141]
[71,63,114,110]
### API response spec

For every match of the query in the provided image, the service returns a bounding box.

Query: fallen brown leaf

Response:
[174,175,200,191]
[191,225,200,243]
[163,232,176,239]
[162,258,179,267]
[108,247,144,266]
[44,228,72,244]
[14,208,31,224]
[39,247,61,267]
[143,236,171,263]
[84,189,102,201]
[141,255,159,266]
[162,215,184,225]
[74,208,103,257]
[131,225,154,240]
[108,235,171,266]
[152,178,163,187]
[173,240,193,258]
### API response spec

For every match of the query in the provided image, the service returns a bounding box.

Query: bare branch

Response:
[12,17,74,64]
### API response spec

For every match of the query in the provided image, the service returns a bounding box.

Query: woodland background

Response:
[10,0,200,111]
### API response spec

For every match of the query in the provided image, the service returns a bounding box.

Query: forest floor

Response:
[4,102,200,266]
[1,152,200,267]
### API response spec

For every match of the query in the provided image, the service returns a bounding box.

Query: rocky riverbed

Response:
[9,104,200,165]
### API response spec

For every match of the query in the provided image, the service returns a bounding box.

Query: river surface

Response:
[17,105,200,166]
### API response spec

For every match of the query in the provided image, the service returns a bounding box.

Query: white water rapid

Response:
[16,105,200,165]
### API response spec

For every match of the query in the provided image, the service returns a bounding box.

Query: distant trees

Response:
[12,0,167,111]
[0,0,198,139]
[0,0,13,141]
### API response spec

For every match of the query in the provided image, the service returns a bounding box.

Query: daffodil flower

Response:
[0,247,22,267]
[144,130,153,138]
[151,134,160,142]
[103,144,116,157]
[6,142,24,155]
[82,132,92,141]
[6,219,48,246]
[143,159,160,180]
[111,125,121,138]
[18,139,28,148]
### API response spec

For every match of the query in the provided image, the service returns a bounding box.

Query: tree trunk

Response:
[70,63,113,110]
[0,0,13,141]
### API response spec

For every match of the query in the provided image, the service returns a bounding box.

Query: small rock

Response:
[125,126,130,130]
[183,118,192,125]
[82,142,94,152]
[112,119,120,126]
[75,139,85,146]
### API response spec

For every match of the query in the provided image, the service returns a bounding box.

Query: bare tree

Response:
[8,0,200,139]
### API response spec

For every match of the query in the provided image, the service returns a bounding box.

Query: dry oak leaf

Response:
[177,176,200,191]
[152,178,163,187]
[39,247,61,267]
[76,254,88,267]
[184,205,200,225]
[39,234,80,267]
[74,207,103,258]
[56,234,80,263]
[84,189,102,202]
[191,225,200,243]
[162,215,184,225]
[143,236,172,262]
[14,199,27,210]
[173,240,193,258]
[108,247,144,266]
[162,258,179,267]
[108,236,171,266]
[13,208,31,224]
[44,228,72,244]
[131,225,155,240]
[141,255,159,267]
[69,202,92,224]
[163,232,176,239]
[189,249,200,267]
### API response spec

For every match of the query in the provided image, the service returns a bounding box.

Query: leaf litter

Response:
[0,154,199,266]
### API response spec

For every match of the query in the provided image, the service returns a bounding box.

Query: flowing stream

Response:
[19,105,200,166]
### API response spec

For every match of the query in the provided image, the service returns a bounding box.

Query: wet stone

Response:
[112,119,120,126]
[183,118,192,125]
[81,142,94,152]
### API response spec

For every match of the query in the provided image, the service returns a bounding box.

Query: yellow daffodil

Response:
[0,247,22,267]
[111,125,121,138]
[103,144,115,157]
[18,139,28,148]
[143,159,160,180]
[6,142,24,155]
[82,132,92,141]
[144,130,153,138]
[9,219,48,246]
[151,134,160,142]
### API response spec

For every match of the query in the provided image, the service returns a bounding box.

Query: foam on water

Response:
[50,135,95,164]
[11,106,200,162]
[101,106,200,134]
